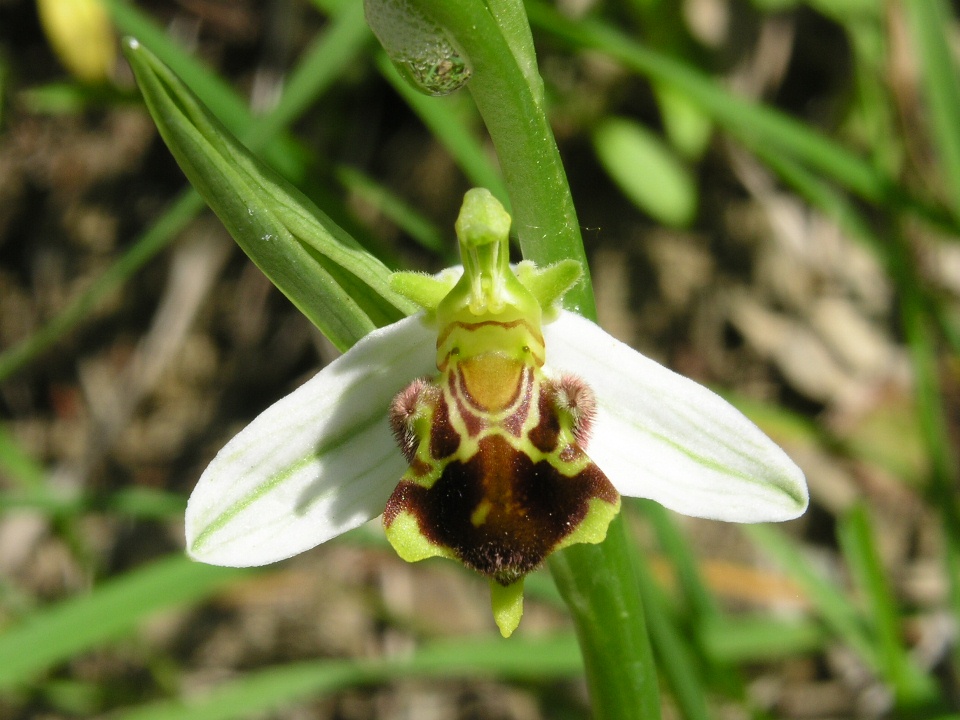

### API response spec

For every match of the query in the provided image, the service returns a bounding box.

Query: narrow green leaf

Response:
[0,189,205,383]
[0,3,374,381]
[526,0,950,231]
[122,39,416,351]
[108,635,583,720]
[244,0,372,149]
[701,616,826,662]
[0,425,46,491]
[18,81,130,114]
[632,546,711,720]
[907,0,960,220]
[838,505,939,707]
[0,487,186,519]
[336,165,451,258]
[744,524,879,672]
[637,500,718,623]
[0,556,244,689]
[101,0,303,178]
[751,143,882,257]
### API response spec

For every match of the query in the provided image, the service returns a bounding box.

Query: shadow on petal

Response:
[185,314,436,567]
[543,311,808,523]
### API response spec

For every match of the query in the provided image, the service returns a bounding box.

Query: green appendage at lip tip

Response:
[491,579,525,638]
[488,497,618,638]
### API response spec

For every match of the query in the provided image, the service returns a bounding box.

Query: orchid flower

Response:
[186,189,808,637]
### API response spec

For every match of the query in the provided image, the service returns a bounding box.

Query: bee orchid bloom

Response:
[186,189,808,637]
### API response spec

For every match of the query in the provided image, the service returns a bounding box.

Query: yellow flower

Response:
[37,0,116,84]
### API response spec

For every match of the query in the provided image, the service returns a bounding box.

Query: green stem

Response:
[550,517,663,720]
[403,1,658,716]
[406,0,595,317]
[485,0,543,103]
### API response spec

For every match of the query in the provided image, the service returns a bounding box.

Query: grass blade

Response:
[108,635,583,720]
[0,556,244,690]
[837,505,939,707]
[0,0,375,381]
[638,500,718,623]
[525,0,953,233]
[336,165,451,258]
[744,524,879,672]
[0,189,205,383]
[0,425,46,491]
[244,0,372,150]
[632,546,710,720]
[701,616,825,663]
[0,486,186,519]
[906,0,960,220]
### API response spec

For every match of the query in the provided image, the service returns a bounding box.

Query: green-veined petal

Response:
[544,311,808,522]
[186,315,436,567]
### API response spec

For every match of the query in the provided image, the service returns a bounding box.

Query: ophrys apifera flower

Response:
[186,189,807,637]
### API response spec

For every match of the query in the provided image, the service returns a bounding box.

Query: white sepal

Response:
[544,312,808,522]
[186,314,436,567]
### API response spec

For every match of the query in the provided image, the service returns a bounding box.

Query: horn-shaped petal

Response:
[186,314,436,567]
[544,311,807,522]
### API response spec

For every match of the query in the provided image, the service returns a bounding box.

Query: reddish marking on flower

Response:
[383,434,618,586]
[429,392,461,460]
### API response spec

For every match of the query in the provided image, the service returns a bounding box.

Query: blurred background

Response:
[1,0,959,718]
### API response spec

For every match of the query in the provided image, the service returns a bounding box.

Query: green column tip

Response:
[455,188,511,249]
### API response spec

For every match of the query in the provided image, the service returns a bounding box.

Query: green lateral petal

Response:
[186,315,436,567]
[544,312,808,522]
[122,39,415,351]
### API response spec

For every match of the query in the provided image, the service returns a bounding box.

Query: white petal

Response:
[186,314,436,566]
[544,311,808,522]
